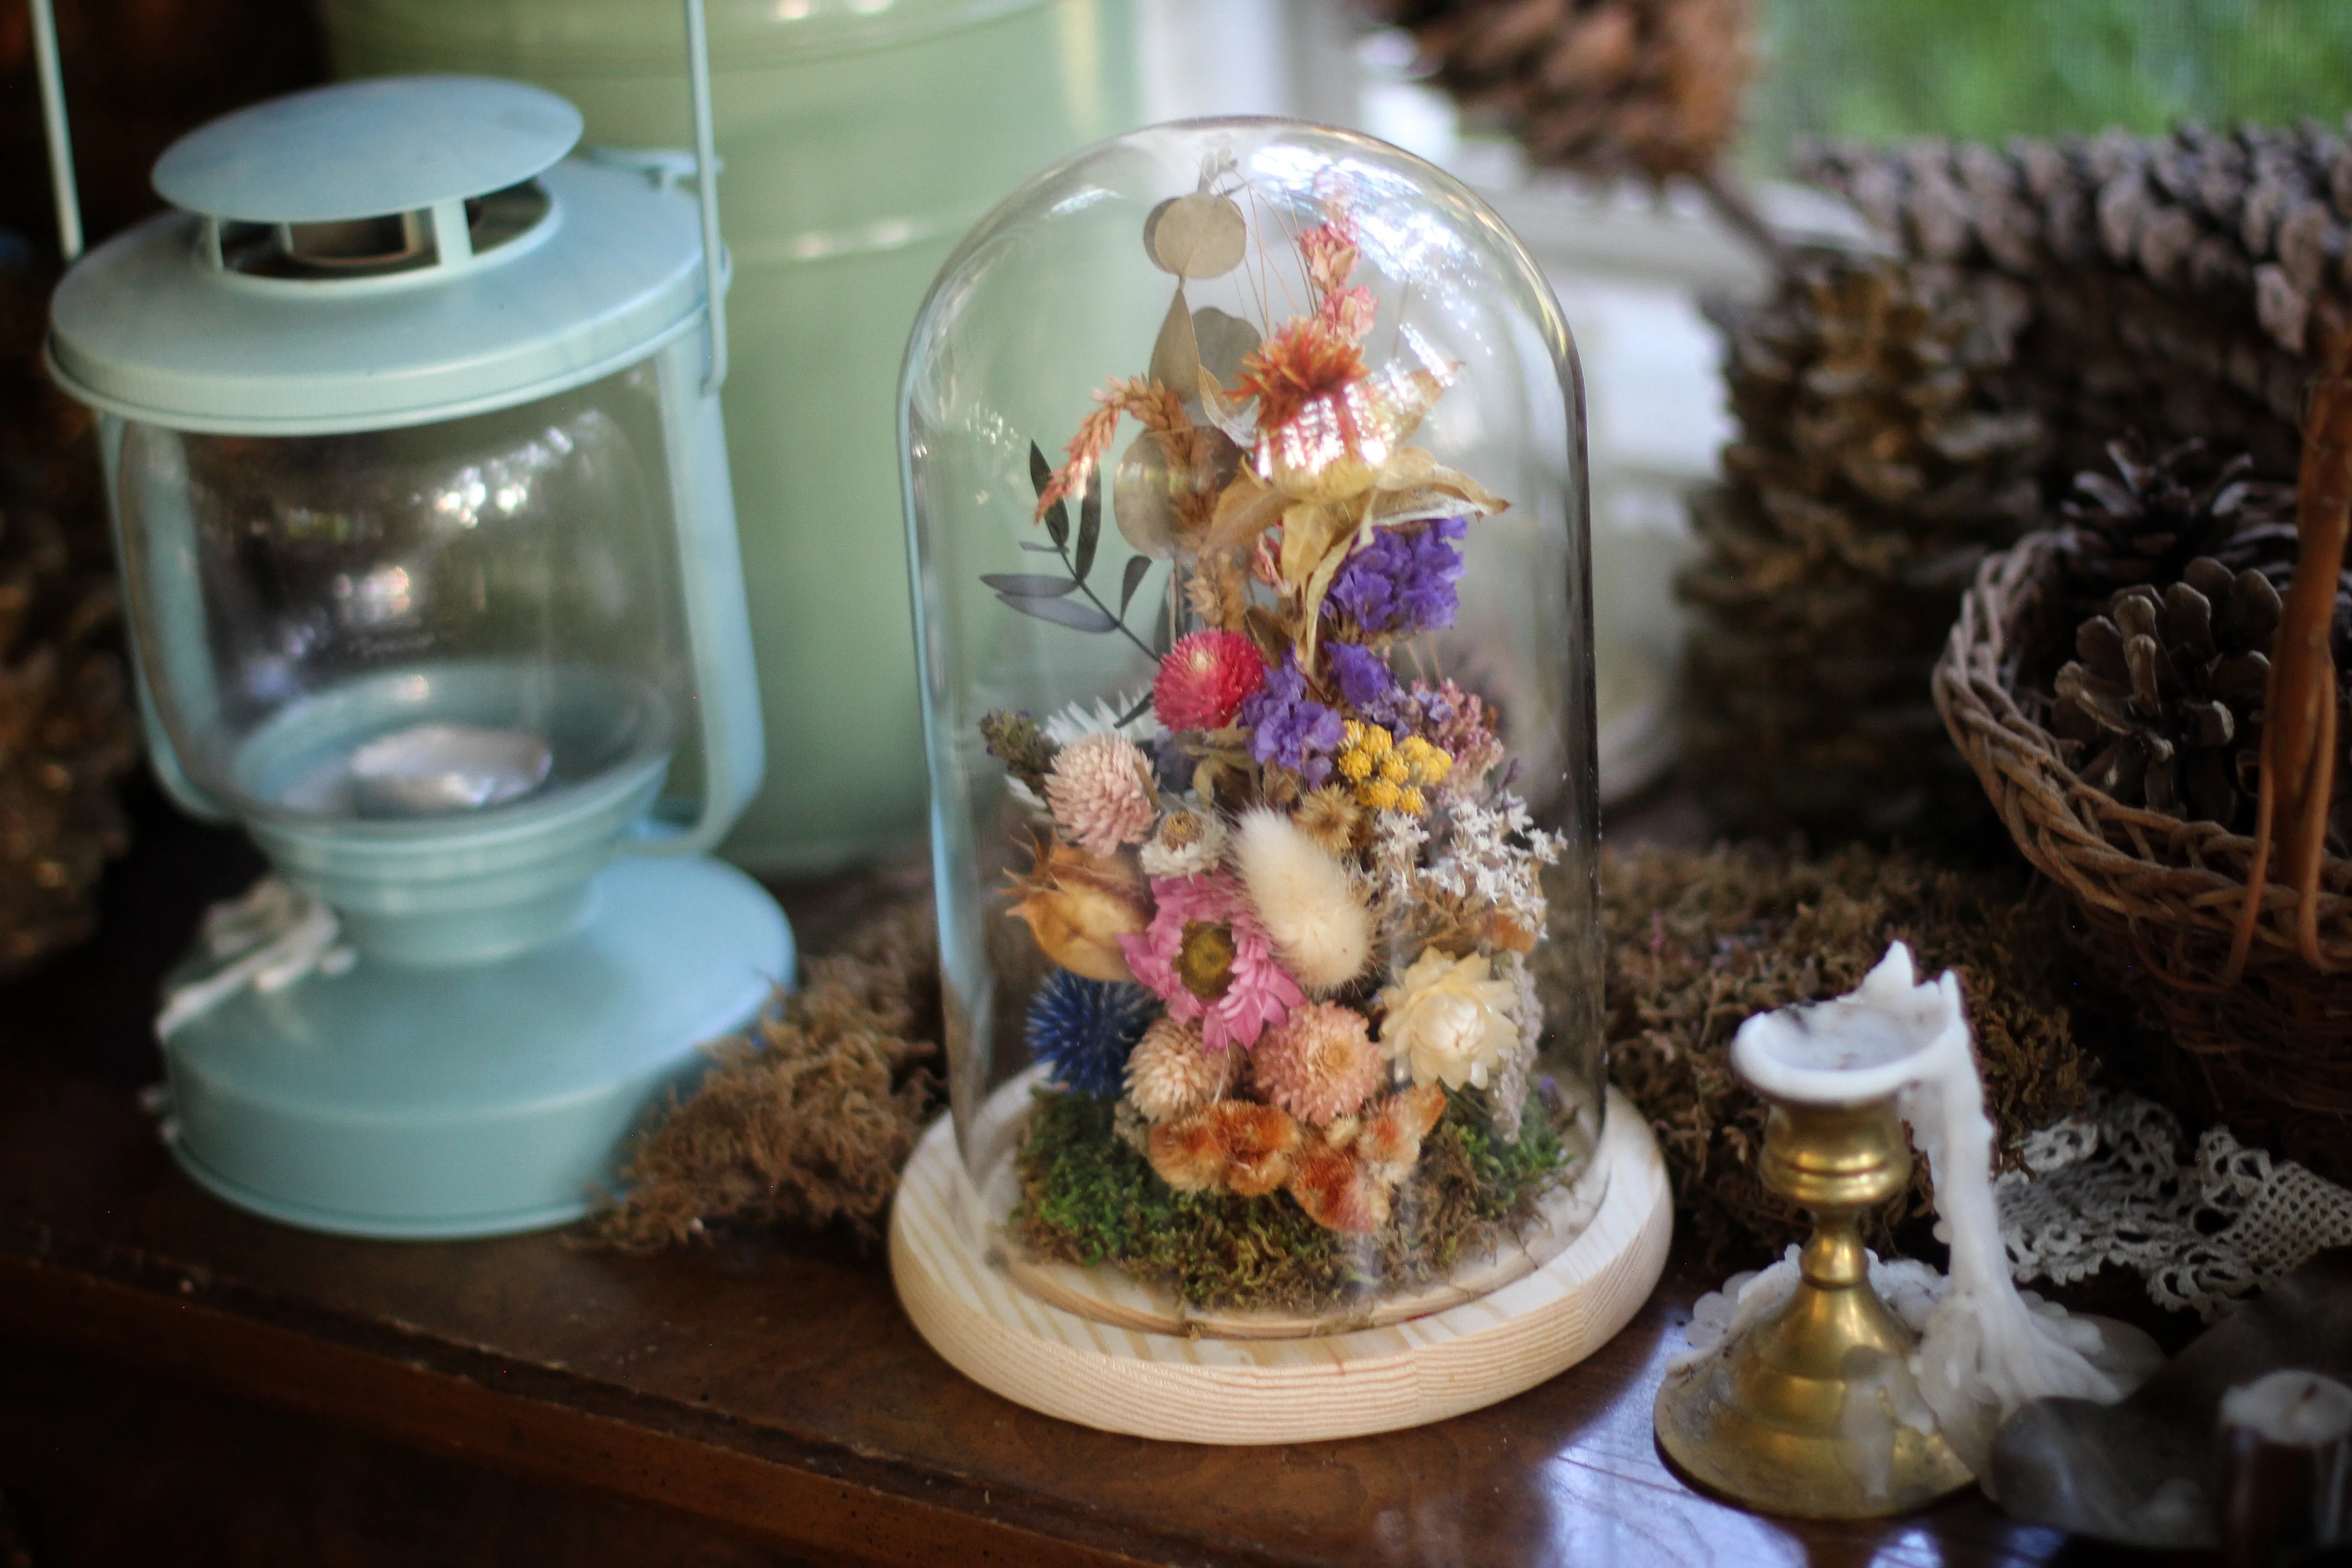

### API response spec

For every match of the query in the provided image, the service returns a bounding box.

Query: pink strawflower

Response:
[1044,733,1158,857]
[1153,630,1267,733]
[1118,872,1304,1053]
[1253,1001,1383,1124]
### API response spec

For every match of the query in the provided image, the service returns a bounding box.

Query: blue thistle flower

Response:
[1026,970,1158,1098]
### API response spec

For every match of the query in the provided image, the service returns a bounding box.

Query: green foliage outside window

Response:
[1744,0,2352,167]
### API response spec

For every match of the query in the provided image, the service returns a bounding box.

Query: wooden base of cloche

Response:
[888,1083,1673,1444]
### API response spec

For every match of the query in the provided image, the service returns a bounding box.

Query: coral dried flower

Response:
[1298,215,1358,299]
[1285,1136,1386,1232]
[1147,1100,1301,1196]
[1153,629,1267,732]
[1254,1002,1384,1124]
[1236,314,1367,433]
[1044,733,1159,858]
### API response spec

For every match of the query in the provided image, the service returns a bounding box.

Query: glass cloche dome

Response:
[900,119,1602,1334]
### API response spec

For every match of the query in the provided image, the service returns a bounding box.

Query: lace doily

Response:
[1998,1090,2352,1321]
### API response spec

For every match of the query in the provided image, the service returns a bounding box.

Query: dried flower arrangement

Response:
[975,171,1587,1315]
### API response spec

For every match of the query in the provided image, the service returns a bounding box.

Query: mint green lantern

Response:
[43,71,792,1238]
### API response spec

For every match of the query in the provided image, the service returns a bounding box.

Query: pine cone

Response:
[0,269,142,978]
[1800,124,2347,494]
[1366,0,1756,181]
[2058,434,2298,611]
[2053,559,2276,829]
[1677,247,2043,840]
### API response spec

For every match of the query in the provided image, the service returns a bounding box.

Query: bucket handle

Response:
[684,0,728,398]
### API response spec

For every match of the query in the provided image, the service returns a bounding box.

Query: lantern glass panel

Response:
[115,364,691,825]
[901,120,1604,1334]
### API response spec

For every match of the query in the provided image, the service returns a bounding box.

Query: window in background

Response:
[1746,0,2352,167]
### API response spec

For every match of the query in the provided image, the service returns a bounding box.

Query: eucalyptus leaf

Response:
[1001,593,1119,634]
[1191,306,1259,388]
[1145,191,1247,279]
[1119,554,1152,615]
[1075,480,1101,583]
[1148,285,1200,394]
[981,573,1081,598]
[1028,441,1052,496]
[1113,434,1177,559]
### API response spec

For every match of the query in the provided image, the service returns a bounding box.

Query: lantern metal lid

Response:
[47,75,713,435]
[152,75,582,224]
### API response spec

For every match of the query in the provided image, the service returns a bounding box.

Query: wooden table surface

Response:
[0,790,2165,1568]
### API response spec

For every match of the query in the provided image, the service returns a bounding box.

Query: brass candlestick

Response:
[1654,1095,1975,1519]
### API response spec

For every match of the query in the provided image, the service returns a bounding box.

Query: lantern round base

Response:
[888,1084,1673,1444]
[159,854,793,1240]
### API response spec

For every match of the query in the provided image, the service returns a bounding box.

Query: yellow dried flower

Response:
[1377,751,1408,784]
[1360,778,1402,812]
[1398,787,1427,816]
[1397,736,1451,788]
[1337,746,1374,783]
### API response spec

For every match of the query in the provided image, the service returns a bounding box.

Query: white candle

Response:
[1732,943,2162,1483]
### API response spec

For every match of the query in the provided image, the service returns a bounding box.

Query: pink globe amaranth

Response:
[1044,733,1158,858]
[1254,1001,1383,1124]
[1152,630,1267,733]
[1117,872,1304,1053]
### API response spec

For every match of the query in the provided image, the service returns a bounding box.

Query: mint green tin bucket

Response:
[320,0,1141,872]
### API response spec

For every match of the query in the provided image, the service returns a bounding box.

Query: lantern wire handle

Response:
[27,0,85,263]
[684,0,727,397]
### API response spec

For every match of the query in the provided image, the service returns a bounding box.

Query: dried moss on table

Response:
[589,899,941,1248]
[598,843,2120,1271]
[1597,841,2110,1264]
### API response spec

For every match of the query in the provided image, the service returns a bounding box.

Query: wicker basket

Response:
[1934,530,2352,1178]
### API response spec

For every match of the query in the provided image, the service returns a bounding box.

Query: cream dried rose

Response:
[1374,947,1520,1091]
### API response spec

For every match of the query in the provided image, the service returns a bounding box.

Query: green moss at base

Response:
[1009,1087,1578,1317]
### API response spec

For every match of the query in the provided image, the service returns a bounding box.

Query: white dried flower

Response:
[1124,1017,1234,1122]
[1139,808,1228,879]
[1044,688,1157,747]
[1375,947,1521,1092]
[1369,809,1430,902]
[1426,792,1554,931]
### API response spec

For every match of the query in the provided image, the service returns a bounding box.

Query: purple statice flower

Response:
[1240,651,1345,785]
[1323,638,1401,725]
[1323,517,1468,635]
